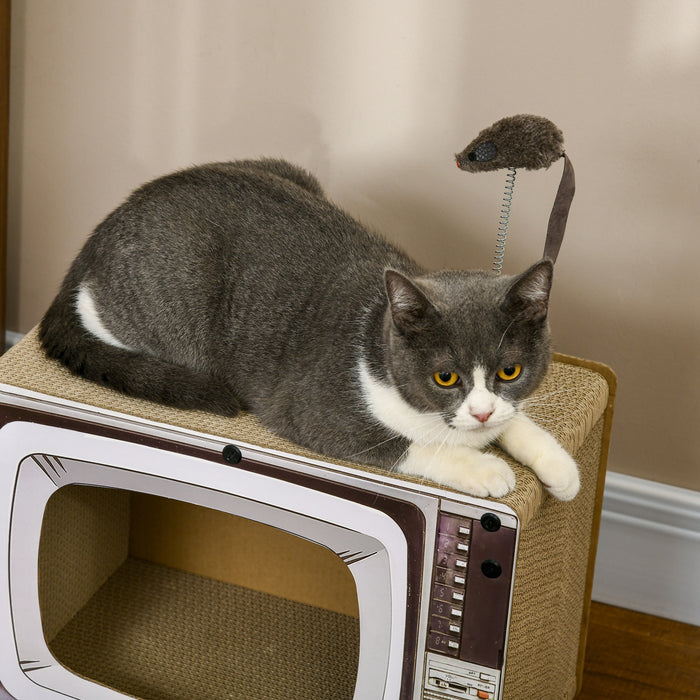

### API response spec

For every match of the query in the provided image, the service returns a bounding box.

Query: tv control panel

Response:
[428,513,471,657]
[422,506,516,700]
[423,654,500,700]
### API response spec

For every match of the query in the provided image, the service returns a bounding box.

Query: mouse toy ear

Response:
[454,114,575,270]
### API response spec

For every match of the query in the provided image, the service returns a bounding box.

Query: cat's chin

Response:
[454,417,510,433]
[450,414,512,436]
[443,421,510,450]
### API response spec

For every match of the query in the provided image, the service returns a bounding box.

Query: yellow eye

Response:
[434,371,461,387]
[497,365,522,381]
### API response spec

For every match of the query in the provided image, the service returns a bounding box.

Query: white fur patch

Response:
[400,442,516,498]
[358,360,579,501]
[358,360,445,445]
[450,366,515,439]
[76,284,131,350]
[357,361,507,450]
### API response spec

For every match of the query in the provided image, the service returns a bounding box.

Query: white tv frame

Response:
[0,384,519,700]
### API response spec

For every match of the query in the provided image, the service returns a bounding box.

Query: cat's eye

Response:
[497,365,522,381]
[434,371,461,387]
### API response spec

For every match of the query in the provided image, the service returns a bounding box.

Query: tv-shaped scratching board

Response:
[0,329,615,700]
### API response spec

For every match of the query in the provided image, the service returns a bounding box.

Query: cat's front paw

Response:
[462,453,517,498]
[499,415,580,501]
[533,449,580,501]
[398,445,516,499]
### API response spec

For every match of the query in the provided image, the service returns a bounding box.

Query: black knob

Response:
[480,512,501,532]
[222,444,242,464]
[481,559,502,579]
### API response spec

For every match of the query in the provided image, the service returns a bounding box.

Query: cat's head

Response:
[381,260,553,446]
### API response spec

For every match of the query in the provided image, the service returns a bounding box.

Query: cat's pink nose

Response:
[473,411,493,424]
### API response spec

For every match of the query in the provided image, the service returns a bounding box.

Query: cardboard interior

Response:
[38,485,361,700]
[129,492,360,618]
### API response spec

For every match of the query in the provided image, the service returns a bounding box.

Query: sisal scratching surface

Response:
[49,557,360,700]
[0,327,609,527]
[4,327,616,700]
[502,417,606,700]
[38,485,131,643]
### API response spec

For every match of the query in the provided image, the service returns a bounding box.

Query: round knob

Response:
[222,444,242,464]
[480,513,501,532]
[481,559,502,579]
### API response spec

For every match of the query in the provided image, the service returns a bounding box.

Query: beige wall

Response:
[7,1,699,490]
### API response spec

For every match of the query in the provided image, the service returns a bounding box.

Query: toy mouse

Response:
[456,114,565,172]
[455,114,574,268]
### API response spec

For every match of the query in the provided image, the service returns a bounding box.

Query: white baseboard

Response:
[4,331,24,352]
[592,471,700,625]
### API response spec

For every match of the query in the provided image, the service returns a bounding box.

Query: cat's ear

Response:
[501,259,553,321]
[384,270,440,335]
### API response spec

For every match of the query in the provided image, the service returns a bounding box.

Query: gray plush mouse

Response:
[455,114,574,267]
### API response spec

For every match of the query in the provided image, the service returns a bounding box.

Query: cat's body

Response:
[40,158,579,500]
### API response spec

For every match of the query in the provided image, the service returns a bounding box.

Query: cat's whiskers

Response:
[203,216,224,230]
[360,405,446,436]
[389,444,413,474]
[521,397,573,420]
[406,423,455,487]
[345,432,403,460]
[388,422,452,479]
[347,406,448,464]
[424,431,451,477]
[520,388,575,412]
[387,420,453,476]
[523,387,576,403]
[520,416,571,436]
[523,398,571,410]
[496,310,525,353]
[523,407,572,423]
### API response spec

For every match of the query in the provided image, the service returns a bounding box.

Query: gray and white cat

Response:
[39,158,579,500]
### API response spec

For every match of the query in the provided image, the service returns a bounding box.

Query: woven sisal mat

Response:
[50,557,359,700]
[0,327,610,528]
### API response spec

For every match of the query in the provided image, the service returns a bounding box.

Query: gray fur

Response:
[40,158,553,469]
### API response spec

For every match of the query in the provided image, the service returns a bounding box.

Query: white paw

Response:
[459,452,517,498]
[499,414,580,501]
[533,448,580,501]
[398,445,516,499]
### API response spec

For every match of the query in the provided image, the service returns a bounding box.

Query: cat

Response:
[39,158,579,501]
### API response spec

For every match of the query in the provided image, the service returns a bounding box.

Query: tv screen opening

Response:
[38,485,363,700]
[2,421,412,700]
[1,413,518,700]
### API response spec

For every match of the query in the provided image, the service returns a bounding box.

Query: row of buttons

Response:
[427,514,472,658]
[426,679,495,699]
[424,691,493,700]
[425,692,490,699]
[427,668,497,699]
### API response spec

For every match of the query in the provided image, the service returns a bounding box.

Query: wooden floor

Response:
[578,602,700,699]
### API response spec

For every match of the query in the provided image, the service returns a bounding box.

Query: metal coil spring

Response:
[492,167,517,274]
